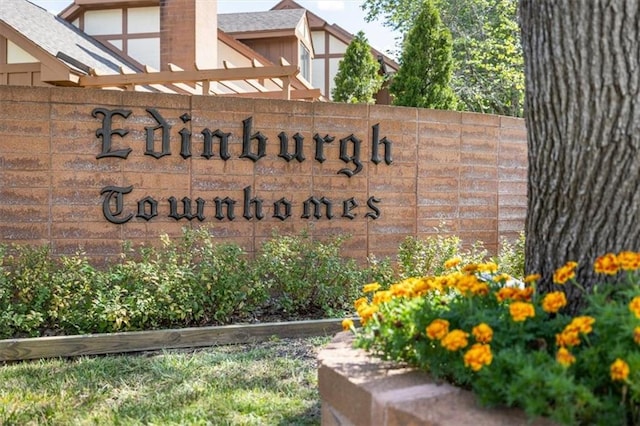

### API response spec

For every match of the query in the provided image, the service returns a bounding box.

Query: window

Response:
[299,42,310,82]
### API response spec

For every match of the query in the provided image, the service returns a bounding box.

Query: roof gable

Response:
[218,9,306,34]
[0,0,139,75]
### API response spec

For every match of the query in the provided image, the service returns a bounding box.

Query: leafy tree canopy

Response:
[332,31,383,104]
[362,0,524,116]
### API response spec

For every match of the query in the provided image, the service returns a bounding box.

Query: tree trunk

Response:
[520,0,640,311]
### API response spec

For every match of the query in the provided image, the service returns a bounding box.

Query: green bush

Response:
[0,229,525,339]
[254,232,367,319]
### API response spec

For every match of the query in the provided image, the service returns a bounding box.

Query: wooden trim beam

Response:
[0,319,353,361]
[78,65,300,88]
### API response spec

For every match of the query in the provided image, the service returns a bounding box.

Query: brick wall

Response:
[0,85,528,264]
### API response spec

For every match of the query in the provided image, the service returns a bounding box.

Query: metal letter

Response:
[314,134,335,163]
[93,108,132,159]
[100,185,134,224]
[145,108,172,159]
[338,134,363,177]
[371,123,393,165]
[278,132,305,162]
[241,117,266,162]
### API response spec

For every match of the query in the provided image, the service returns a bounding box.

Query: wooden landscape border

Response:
[0,318,353,362]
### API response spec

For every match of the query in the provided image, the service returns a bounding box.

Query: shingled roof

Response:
[0,0,139,75]
[218,8,306,34]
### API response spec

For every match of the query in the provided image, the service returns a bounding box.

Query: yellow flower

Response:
[594,253,620,275]
[462,264,479,274]
[357,304,378,325]
[390,282,411,298]
[363,282,381,293]
[633,327,640,345]
[524,273,541,284]
[541,291,567,313]
[477,262,498,274]
[509,301,535,322]
[553,261,578,284]
[354,297,368,310]
[341,318,354,331]
[556,330,580,347]
[441,329,469,351]
[426,319,450,340]
[630,296,640,319]
[610,358,630,381]
[372,290,392,305]
[568,316,595,334]
[463,344,492,371]
[496,287,517,302]
[516,287,534,302]
[444,257,461,269]
[456,275,481,294]
[495,273,512,283]
[556,347,576,367]
[472,323,493,344]
[617,251,640,271]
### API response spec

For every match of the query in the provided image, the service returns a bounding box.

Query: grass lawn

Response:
[0,336,329,425]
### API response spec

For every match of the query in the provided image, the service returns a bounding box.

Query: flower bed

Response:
[343,254,640,425]
[317,332,556,425]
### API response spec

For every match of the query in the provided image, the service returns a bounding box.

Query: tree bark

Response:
[520,0,640,310]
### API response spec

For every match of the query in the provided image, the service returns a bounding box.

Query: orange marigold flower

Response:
[542,291,567,313]
[341,318,354,331]
[390,282,411,298]
[556,330,580,347]
[617,251,640,271]
[630,296,640,319]
[426,319,450,340]
[372,290,392,305]
[463,264,479,274]
[472,323,493,344]
[556,347,576,367]
[354,297,368,310]
[496,287,517,303]
[478,262,499,274]
[495,273,512,283]
[463,343,492,371]
[509,301,535,322]
[553,261,578,284]
[363,282,381,293]
[634,326,640,345]
[444,257,461,269]
[594,253,620,275]
[611,358,630,381]
[456,275,481,294]
[524,273,541,284]
[516,287,534,301]
[567,316,595,334]
[441,329,469,351]
[357,304,379,325]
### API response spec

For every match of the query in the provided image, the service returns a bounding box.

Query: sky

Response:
[30,0,399,57]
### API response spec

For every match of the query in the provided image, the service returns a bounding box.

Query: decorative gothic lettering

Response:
[93,108,132,159]
[365,196,382,219]
[137,196,158,221]
[278,132,306,162]
[214,197,236,220]
[313,133,335,163]
[101,185,134,224]
[342,197,358,219]
[241,117,267,162]
[302,196,333,219]
[243,186,264,220]
[93,107,393,225]
[371,123,393,165]
[145,108,172,159]
[179,113,192,159]
[201,128,231,160]
[168,196,206,221]
[273,197,292,221]
[338,134,363,177]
